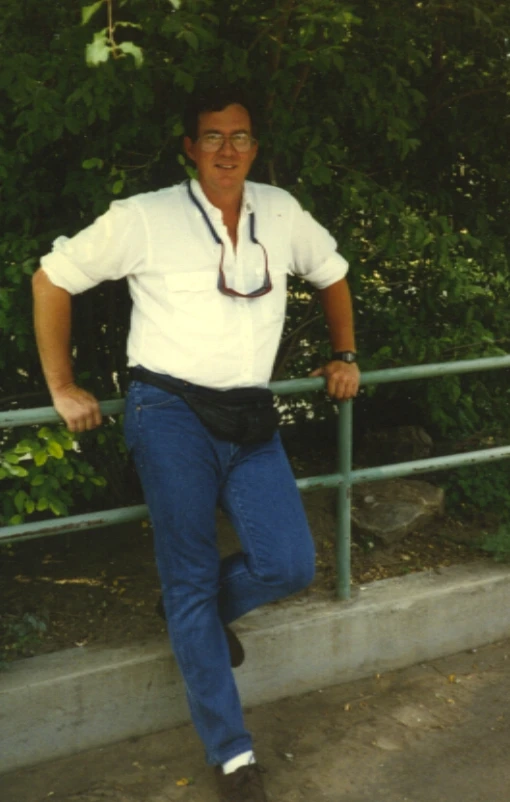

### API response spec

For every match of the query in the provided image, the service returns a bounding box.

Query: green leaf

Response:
[31,474,45,486]
[81,1,104,26]
[47,441,64,459]
[8,514,24,525]
[65,116,82,135]
[14,441,36,455]
[115,22,143,30]
[14,490,27,514]
[174,68,195,93]
[82,157,104,170]
[49,499,67,516]
[112,179,124,195]
[117,41,144,68]
[6,465,29,478]
[179,31,199,51]
[36,498,49,512]
[34,450,48,467]
[86,31,111,67]
[58,431,75,450]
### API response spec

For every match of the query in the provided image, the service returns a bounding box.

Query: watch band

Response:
[331,350,357,363]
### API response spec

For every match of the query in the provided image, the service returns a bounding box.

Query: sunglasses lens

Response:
[219,244,270,298]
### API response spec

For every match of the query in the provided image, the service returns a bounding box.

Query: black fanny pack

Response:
[130,367,279,445]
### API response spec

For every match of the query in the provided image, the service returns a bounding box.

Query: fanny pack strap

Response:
[129,367,274,405]
[130,366,191,400]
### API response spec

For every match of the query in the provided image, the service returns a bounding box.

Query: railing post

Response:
[336,399,353,600]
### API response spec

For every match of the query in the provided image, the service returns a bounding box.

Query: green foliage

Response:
[1,0,510,522]
[440,461,510,522]
[438,459,510,563]
[480,525,510,563]
[0,426,107,525]
[0,609,48,667]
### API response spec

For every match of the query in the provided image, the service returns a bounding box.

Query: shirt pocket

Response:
[163,271,218,293]
[163,270,225,335]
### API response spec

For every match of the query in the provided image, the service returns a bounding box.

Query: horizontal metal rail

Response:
[2,354,510,429]
[360,354,510,386]
[0,505,149,544]
[3,443,510,545]
[0,399,125,429]
[2,355,510,600]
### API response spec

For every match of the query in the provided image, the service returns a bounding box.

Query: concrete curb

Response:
[2,561,510,774]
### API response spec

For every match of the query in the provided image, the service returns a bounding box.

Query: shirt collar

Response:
[189,178,254,218]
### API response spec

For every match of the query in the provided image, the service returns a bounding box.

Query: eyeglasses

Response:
[187,180,272,299]
[197,132,257,153]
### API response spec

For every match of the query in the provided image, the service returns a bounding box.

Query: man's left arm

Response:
[310,278,360,400]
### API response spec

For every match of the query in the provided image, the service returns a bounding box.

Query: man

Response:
[32,89,360,802]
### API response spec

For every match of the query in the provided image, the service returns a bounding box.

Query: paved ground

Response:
[3,638,510,802]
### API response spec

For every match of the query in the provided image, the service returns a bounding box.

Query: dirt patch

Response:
[0,469,488,664]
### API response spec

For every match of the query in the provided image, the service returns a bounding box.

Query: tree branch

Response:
[289,62,311,111]
[266,0,296,115]
[271,0,295,73]
[273,295,321,378]
[106,0,120,59]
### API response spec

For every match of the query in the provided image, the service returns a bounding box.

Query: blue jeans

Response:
[124,380,315,765]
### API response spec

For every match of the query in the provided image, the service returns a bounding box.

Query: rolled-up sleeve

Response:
[290,203,348,289]
[40,199,144,294]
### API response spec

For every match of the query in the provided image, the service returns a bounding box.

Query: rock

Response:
[352,479,444,546]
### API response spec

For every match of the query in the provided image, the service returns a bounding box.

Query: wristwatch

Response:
[331,351,357,363]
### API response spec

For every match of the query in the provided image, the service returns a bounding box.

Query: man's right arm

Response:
[32,268,102,432]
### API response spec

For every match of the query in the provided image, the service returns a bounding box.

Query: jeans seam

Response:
[226,481,264,580]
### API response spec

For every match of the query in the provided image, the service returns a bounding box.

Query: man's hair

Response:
[183,87,259,141]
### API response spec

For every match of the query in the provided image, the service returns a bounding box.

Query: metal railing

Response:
[2,354,510,600]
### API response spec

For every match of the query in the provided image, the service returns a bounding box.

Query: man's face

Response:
[184,104,258,200]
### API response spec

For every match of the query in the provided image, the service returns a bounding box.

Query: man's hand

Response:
[310,360,360,401]
[51,384,102,433]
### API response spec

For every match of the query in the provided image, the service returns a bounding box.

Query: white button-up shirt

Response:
[41,179,348,389]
